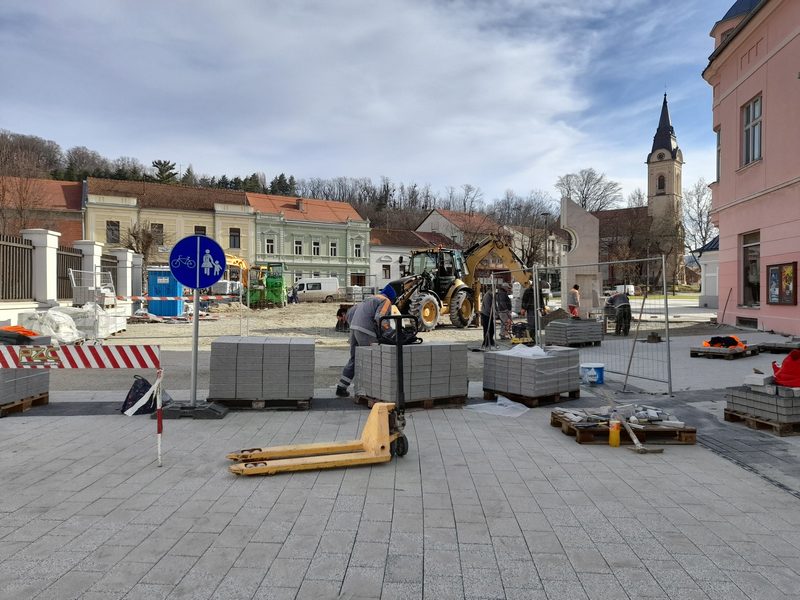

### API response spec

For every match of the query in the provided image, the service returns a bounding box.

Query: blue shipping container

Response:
[147,269,184,317]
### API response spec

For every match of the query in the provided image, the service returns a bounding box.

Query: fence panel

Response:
[101,254,118,291]
[57,245,83,300]
[0,235,33,300]
[538,256,672,393]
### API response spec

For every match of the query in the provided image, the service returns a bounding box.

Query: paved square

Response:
[2,401,800,599]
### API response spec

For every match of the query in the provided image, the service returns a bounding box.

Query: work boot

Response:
[336,386,350,398]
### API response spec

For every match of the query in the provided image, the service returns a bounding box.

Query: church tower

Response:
[646,94,685,285]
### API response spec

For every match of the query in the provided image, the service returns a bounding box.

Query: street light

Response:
[540,212,551,272]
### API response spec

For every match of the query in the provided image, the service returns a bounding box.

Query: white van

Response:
[294,277,341,302]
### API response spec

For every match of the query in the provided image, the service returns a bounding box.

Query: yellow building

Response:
[84,178,254,263]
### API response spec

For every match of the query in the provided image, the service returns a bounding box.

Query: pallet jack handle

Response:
[378,314,419,416]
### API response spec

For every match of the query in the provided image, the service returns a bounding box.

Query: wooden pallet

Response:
[0,392,49,418]
[550,411,696,445]
[206,398,310,411]
[689,346,760,359]
[723,408,800,436]
[757,341,800,354]
[483,388,580,408]
[355,394,466,409]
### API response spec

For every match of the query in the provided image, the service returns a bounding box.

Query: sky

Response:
[0,0,735,205]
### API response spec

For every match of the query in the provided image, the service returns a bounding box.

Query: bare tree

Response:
[627,188,646,207]
[555,168,622,211]
[122,219,168,292]
[683,178,717,255]
[489,189,557,267]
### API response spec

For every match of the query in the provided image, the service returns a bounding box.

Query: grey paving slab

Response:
[3,380,800,600]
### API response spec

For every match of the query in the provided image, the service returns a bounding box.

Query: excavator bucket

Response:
[227,402,406,476]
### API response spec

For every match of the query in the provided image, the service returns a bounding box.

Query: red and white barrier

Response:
[0,344,160,369]
[0,344,165,467]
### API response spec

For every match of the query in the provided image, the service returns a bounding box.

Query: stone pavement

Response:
[2,384,800,600]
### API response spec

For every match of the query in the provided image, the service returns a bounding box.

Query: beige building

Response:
[84,178,254,264]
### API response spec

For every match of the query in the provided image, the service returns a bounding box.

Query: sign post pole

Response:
[190,288,200,407]
[164,234,229,420]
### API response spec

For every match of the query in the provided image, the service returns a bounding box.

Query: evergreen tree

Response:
[151,160,177,183]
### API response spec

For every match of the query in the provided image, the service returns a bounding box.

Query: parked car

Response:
[294,277,341,302]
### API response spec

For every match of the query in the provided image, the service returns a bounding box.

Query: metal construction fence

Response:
[490,256,673,393]
[56,245,83,299]
[0,235,33,300]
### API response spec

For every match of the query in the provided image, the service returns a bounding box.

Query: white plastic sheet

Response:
[465,396,530,418]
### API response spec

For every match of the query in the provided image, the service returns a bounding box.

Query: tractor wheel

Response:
[410,293,440,331]
[449,290,474,328]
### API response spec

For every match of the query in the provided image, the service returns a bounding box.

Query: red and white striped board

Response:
[0,345,160,369]
[118,295,238,301]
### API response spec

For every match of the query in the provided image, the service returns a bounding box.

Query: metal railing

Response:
[0,235,33,300]
[101,254,118,290]
[57,245,83,299]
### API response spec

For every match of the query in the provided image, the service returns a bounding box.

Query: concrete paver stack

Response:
[545,318,603,346]
[355,342,468,404]
[209,335,314,407]
[483,345,580,400]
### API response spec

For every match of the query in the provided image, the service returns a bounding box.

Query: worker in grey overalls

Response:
[336,284,397,397]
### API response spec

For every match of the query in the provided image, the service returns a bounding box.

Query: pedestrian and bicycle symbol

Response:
[169,235,227,289]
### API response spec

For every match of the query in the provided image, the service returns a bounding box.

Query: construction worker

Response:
[496,282,513,339]
[606,290,632,335]
[568,283,580,317]
[336,284,398,397]
[520,282,537,341]
[480,286,497,350]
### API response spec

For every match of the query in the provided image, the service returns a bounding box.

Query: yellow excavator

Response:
[388,234,531,331]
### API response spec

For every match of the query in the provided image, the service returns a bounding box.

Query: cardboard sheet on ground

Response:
[465,396,530,418]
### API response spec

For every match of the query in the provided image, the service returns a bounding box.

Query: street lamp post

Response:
[540,212,551,276]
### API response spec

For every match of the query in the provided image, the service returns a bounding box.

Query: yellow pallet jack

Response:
[226,315,414,476]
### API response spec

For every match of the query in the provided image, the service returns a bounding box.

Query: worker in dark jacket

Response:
[336,284,397,397]
[480,286,496,350]
[520,283,537,341]
[495,283,513,339]
[606,291,631,335]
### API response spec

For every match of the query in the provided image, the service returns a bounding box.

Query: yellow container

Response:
[609,420,621,447]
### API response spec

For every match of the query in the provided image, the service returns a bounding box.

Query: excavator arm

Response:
[461,235,531,313]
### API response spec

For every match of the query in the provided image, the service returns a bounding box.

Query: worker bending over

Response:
[336,284,397,397]
[606,290,632,336]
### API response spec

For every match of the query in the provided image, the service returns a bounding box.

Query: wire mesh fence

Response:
[488,256,672,393]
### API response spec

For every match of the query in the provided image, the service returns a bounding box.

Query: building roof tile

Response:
[429,209,502,234]
[86,177,248,210]
[246,193,365,224]
[1,177,83,211]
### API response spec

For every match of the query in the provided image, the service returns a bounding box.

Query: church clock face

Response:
[657,152,665,160]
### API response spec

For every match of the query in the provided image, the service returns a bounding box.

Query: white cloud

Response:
[0,0,723,201]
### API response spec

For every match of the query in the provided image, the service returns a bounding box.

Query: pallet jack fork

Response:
[227,314,415,476]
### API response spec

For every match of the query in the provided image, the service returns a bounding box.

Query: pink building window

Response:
[742,96,762,165]
[742,231,760,307]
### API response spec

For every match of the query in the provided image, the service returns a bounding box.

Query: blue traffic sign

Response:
[169,235,226,289]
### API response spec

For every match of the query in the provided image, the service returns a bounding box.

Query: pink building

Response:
[703,0,800,334]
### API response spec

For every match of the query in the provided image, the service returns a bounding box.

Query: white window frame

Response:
[294,240,303,255]
[742,96,762,166]
[329,241,338,257]
[312,240,321,256]
[382,265,391,279]
[265,238,275,254]
[354,242,362,258]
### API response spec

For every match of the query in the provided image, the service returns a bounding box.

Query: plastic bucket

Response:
[580,363,605,385]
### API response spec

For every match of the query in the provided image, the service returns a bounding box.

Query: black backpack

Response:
[120,375,173,415]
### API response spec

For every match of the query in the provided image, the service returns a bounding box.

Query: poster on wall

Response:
[767,262,797,305]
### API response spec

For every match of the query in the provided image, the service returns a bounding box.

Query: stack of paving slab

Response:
[345,287,364,302]
[483,346,580,398]
[0,334,51,408]
[354,342,468,403]
[545,318,603,346]
[208,336,314,403]
[727,373,800,423]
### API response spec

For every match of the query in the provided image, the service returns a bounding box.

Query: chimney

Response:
[296,198,304,212]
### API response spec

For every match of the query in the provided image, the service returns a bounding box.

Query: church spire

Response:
[651,93,679,157]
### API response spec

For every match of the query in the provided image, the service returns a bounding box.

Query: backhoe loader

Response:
[387,234,531,331]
